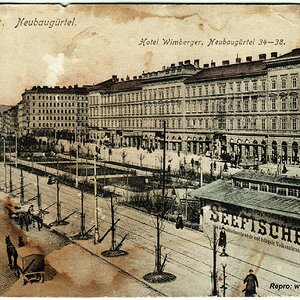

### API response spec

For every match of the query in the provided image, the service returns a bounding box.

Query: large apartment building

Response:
[89,48,300,164]
[18,85,89,140]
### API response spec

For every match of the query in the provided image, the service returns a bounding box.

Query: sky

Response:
[0,4,299,105]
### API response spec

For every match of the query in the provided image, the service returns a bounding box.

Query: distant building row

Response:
[1,48,300,164]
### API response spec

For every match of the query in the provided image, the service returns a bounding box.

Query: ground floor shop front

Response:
[90,129,300,165]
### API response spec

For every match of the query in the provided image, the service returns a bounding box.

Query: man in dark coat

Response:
[243,269,259,297]
[218,227,227,249]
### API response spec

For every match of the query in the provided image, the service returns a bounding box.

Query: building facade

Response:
[18,85,89,140]
[89,49,300,164]
[2,105,18,135]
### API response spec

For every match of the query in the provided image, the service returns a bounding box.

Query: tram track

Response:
[5,165,300,296]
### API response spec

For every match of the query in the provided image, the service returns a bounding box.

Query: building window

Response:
[252,98,257,111]
[260,184,268,192]
[244,82,249,92]
[211,85,215,95]
[237,100,241,111]
[271,98,276,110]
[204,101,209,112]
[205,119,209,128]
[271,79,277,90]
[198,86,202,96]
[281,97,287,110]
[261,98,266,111]
[252,81,257,91]
[244,98,249,111]
[261,119,266,130]
[269,185,276,193]
[292,118,297,130]
[237,119,241,129]
[292,96,297,110]
[281,118,287,130]
[281,77,287,89]
[237,82,241,93]
[271,118,276,130]
[292,76,298,88]
[205,86,209,95]
[261,80,266,91]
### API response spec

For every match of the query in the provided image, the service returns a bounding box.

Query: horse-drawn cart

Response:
[16,246,45,285]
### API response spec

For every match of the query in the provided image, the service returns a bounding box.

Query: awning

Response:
[190,179,300,220]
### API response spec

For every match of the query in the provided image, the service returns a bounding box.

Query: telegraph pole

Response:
[56,155,62,223]
[20,168,24,205]
[110,194,116,250]
[9,145,12,194]
[75,131,79,188]
[15,132,18,168]
[3,138,7,193]
[36,173,41,210]
[80,187,85,237]
[94,155,99,244]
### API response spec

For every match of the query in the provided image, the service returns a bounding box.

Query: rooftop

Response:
[185,60,267,84]
[232,170,300,187]
[190,178,300,220]
[24,85,89,95]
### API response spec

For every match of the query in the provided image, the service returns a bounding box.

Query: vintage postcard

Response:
[0,3,299,297]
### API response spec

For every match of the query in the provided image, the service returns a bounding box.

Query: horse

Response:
[5,236,18,270]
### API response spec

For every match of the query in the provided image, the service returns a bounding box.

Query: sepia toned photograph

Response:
[0,3,299,297]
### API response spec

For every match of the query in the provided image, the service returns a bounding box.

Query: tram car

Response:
[16,246,45,285]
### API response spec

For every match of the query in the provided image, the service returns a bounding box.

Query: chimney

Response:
[271,52,278,58]
[203,63,209,68]
[236,57,241,63]
[184,60,191,65]
[133,76,137,80]
[179,61,184,66]
[69,85,72,88]
[171,63,176,68]
[259,53,266,60]
[112,75,118,82]
[222,60,229,66]
[162,66,165,71]
[121,78,124,82]
[211,60,216,67]
[74,84,78,88]
[139,75,142,79]
[126,75,130,81]
[246,56,252,62]
[194,59,199,68]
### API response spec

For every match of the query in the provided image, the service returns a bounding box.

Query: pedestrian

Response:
[27,205,35,228]
[175,214,184,229]
[213,160,217,170]
[218,227,227,249]
[191,158,194,167]
[243,269,259,297]
[35,209,44,231]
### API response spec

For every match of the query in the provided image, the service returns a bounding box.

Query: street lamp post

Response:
[219,248,229,297]
[2,137,7,193]
[212,225,218,296]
